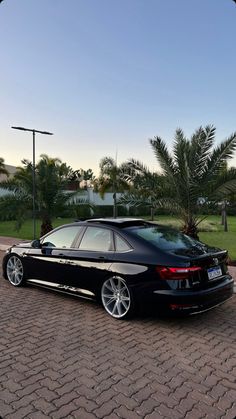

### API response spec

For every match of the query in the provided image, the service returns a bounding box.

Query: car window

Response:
[79,227,112,252]
[115,233,131,252]
[129,226,198,251]
[41,226,83,249]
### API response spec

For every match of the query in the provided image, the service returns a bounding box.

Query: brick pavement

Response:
[0,250,236,419]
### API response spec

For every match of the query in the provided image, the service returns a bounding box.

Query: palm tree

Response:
[98,157,130,218]
[120,159,166,220]
[0,154,77,236]
[70,168,95,189]
[123,126,236,239]
[0,157,9,177]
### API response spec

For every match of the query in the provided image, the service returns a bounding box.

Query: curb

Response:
[0,245,9,251]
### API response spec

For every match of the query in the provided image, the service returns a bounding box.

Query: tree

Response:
[69,168,95,189]
[0,157,9,177]
[0,154,77,236]
[98,157,130,218]
[123,126,236,239]
[120,159,166,220]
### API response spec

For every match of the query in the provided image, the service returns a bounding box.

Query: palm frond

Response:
[203,132,236,181]
[150,136,176,178]
[189,125,216,178]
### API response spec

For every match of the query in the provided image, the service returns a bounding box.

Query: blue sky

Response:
[1,0,236,174]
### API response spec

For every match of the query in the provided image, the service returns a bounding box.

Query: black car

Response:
[2,218,234,319]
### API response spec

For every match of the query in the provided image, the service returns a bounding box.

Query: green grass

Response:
[0,215,235,260]
[0,218,74,240]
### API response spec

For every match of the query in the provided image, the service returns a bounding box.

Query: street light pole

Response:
[11,126,53,239]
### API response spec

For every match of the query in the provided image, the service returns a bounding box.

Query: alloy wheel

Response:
[101,277,131,319]
[6,256,24,286]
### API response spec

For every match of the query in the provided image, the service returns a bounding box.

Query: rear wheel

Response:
[6,255,25,287]
[101,276,134,319]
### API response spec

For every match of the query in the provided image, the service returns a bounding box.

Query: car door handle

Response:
[98,256,106,261]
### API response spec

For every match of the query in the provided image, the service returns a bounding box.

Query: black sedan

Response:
[2,218,234,319]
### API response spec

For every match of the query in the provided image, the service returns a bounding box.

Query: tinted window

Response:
[129,226,198,251]
[115,234,131,252]
[41,226,82,248]
[79,227,112,251]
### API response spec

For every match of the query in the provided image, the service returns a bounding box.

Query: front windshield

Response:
[128,226,201,251]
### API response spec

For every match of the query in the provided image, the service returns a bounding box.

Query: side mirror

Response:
[31,239,41,249]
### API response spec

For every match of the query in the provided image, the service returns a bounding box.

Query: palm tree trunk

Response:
[41,217,53,236]
[221,201,228,232]
[113,192,117,218]
[182,217,199,240]
[150,207,154,221]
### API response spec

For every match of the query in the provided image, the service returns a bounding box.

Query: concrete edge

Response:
[0,245,10,251]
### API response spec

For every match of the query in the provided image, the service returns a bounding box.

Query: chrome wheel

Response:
[6,256,24,286]
[101,277,132,319]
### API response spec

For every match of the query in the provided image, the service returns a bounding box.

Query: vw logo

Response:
[213,258,219,266]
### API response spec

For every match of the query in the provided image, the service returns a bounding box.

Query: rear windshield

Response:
[128,226,198,251]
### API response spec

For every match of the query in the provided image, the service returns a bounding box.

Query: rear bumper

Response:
[139,277,234,315]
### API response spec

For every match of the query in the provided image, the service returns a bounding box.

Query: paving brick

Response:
[74,395,98,412]
[53,390,79,408]
[36,387,58,402]
[0,401,15,417]
[136,397,159,416]
[93,399,119,418]
[5,404,34,418]
[113,406,142,419]
[76,385,98,400]
[55,381,78,396]
[71,409,97,419]
[223,406,236,419]
[0,389,19,403]
[151,392,179,409]
[3,378,22,392]
[32,397,57,415]
[95,388,117,405]
[50,402,78,419]
[27,412,50,419]
[156,403,184,418]
[191,389,218,406]
[12,393,38,410]
[207,382,228,400]
[133,386,155,403]
[112,393,139,410]
[103,414,120,419]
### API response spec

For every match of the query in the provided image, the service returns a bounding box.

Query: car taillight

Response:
[156,266,202,280]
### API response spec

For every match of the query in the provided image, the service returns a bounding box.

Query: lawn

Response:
[0,218,74,241]
[0,215,235,260]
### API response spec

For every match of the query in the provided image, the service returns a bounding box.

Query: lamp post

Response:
[11,126,53,239]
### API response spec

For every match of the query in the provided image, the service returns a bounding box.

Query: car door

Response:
[23,225,84,284]
[62,225,115,296]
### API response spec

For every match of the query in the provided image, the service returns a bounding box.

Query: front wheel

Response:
[101,276,135,319]
[6,255,25,287]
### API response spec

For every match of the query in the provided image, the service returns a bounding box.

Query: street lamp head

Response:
[11,126,29,131]
[11,126,53,135]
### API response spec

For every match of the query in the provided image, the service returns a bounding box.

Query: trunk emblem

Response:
[213,258,219,265]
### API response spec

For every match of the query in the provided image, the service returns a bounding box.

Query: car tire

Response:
[101,276,135,319]
[6,255,26,287]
